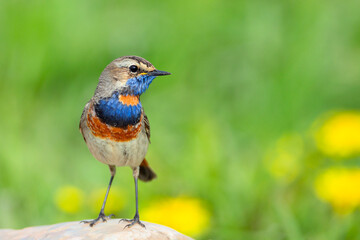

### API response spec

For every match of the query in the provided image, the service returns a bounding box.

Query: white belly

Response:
[83,126,149,168]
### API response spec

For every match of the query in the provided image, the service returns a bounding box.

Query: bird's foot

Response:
[119,216,146,229]
[81,213,115,227]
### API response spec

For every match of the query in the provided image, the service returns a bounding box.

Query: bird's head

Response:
[95,56,171,98]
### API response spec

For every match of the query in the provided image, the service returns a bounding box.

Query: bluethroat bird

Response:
[79,56,171,228]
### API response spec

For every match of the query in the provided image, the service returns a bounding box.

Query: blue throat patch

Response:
[95,92,142,128]
[124,74,156,95]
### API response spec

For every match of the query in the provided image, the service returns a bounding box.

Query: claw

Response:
[81,212,115,227]
[119,218,132,223]
[120,217,146,229]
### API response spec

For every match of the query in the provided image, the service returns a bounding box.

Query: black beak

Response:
[148,69,171,76]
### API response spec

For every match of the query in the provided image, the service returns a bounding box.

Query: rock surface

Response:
[0,219,194,240]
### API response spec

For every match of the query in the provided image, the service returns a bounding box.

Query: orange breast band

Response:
[87,107,142,142]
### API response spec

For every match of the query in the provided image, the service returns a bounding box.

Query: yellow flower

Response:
[55,186,84,214]
[89,187,126,215]
[315,111,360,158]
[142,196,210,237]
[264,134,303,182]
[314,167,360,214]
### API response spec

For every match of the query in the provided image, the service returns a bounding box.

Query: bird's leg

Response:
[120,166,145,228]
[81,165,116,227]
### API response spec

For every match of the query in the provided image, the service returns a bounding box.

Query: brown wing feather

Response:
[79,122,86,142]
[143,113,151,143]
[79,101,91,142]
[139,113,155,182]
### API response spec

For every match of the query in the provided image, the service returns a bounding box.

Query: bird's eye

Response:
[129,65,138,73]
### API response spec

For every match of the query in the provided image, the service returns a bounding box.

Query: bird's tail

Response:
[139,159,157,182]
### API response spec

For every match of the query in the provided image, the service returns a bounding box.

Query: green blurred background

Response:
[1,0,360,239]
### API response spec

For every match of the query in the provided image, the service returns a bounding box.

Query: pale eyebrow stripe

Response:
[114,59,138,68]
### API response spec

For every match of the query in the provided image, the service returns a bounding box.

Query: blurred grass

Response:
[1,0,360,239]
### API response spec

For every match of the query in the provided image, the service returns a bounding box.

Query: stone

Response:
[0,219,194,240]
